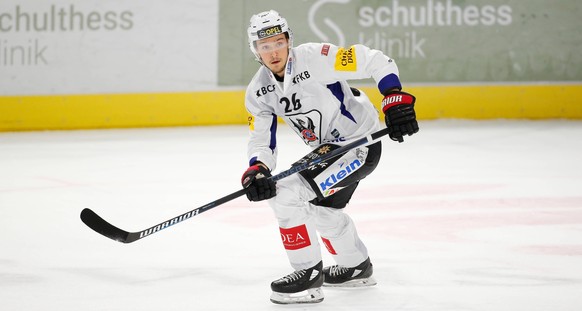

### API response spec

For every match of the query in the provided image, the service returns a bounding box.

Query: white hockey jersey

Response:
[245,43,402,171]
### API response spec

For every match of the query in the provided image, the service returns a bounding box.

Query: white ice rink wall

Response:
[0,0,581,131]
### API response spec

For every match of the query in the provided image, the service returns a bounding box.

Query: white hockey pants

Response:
[267,174,369,270]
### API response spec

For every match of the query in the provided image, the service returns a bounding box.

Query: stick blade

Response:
[80,208,131,243]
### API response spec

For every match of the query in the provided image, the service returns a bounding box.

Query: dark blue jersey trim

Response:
[327,82,357,124]
[269,113,277,152]
[378,74,402,95]
[248,114,277,167]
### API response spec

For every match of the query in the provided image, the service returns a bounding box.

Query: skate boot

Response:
[270,261,324,304]
[323,257,377,287]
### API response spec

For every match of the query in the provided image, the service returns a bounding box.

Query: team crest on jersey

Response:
[288,110,322,145]
[334,46,357,71]
[291,117,317,142]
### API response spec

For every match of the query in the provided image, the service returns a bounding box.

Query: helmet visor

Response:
[255,37,289,54]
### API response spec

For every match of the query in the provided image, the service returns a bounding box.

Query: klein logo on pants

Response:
[280,224,311,250]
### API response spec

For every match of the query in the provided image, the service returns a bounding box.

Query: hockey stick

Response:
[80,127,390,243]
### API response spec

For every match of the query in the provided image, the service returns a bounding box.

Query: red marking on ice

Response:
[353,183,504,198]
[353,196,582,212]
[0,176,90,193]
[517,245,582,256]
[351,197,582,242]
[199,198,274,227]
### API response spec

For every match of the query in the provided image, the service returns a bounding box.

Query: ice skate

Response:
[269,261,324,304]
[323,257,377,287]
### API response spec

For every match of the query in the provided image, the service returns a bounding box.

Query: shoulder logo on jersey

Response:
[321,44,330,56]
[334,46,357,71]
[255,84,276,97]
[247,114,255,131]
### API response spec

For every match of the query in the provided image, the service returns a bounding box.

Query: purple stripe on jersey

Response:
[269,113,277,152]
[247,114,277,166]
[327,82,357,124]
[378,74,402,95]
[249,156,258,167]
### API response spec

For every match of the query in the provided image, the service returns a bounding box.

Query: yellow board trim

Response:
[1,84,581,131]
[0,91,248,131]
[364,84,582,120]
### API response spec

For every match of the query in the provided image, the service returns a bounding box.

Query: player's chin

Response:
[268,64,284,74]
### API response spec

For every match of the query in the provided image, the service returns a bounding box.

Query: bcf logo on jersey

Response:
[280,224,311,250]
[255,84,276,97]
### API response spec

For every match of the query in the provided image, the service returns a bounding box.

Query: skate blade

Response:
[323,277,377,288]
[270,287,324,304]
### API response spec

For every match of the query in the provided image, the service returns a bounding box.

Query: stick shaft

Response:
[81,128,389,243]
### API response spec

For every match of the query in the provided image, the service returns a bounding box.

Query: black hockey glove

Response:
[381,91,419,142]
[241,164,276,201]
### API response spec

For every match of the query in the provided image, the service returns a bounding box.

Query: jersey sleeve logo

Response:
[321,44,330,56]
[334,46,357,71]
[247,114,255,131]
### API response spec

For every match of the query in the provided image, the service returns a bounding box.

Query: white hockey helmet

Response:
[247,10,293,64]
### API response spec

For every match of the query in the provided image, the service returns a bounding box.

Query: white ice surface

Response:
[1,120,582,310]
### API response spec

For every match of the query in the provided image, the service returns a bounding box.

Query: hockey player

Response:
[240,10,418,304]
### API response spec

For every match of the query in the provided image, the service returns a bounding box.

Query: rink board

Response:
[1,84,581,131]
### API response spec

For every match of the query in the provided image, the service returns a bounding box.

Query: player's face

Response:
[256,33,289,78]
